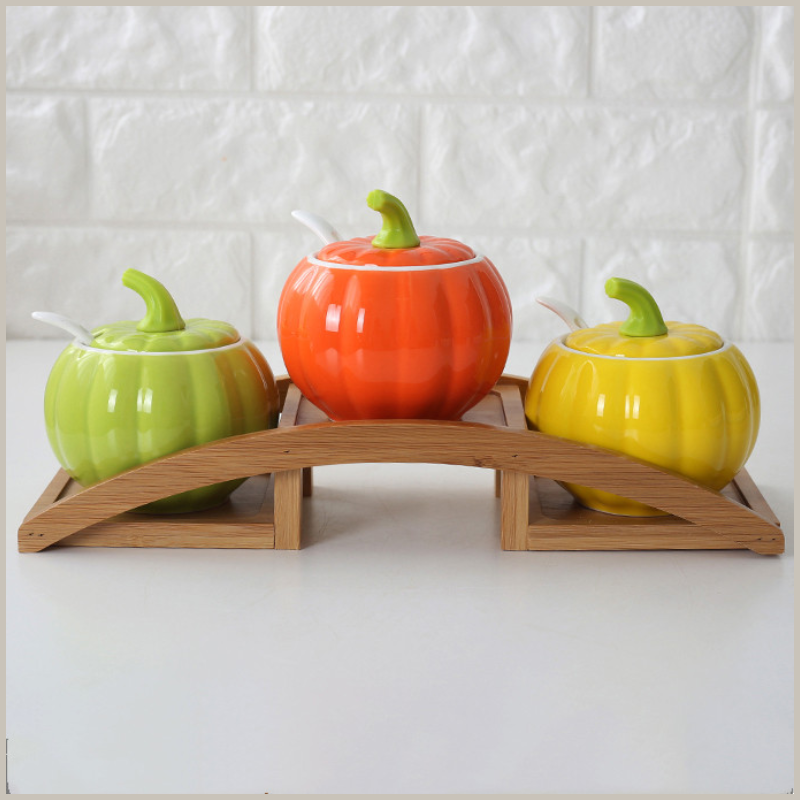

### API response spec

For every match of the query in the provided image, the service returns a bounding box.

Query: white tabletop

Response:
[6,339,794,794]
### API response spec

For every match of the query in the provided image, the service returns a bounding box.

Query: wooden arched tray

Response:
[19,375,783,555]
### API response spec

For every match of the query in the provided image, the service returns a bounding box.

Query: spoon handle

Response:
[291,210,341,245]
[32,311,94,346]
[536,297,589,332]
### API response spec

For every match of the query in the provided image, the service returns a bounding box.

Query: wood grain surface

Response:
[18,375,783,555]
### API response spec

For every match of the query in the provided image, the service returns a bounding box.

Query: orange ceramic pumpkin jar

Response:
[277,190,513,420]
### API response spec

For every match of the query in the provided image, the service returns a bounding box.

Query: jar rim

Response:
[69,337,246,356]
[554,334,732,362]
[306,252,486,272]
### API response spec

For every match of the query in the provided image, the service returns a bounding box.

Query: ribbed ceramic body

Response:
[44,339,279,513]
[525,336,760,516]
[277,249,512,420]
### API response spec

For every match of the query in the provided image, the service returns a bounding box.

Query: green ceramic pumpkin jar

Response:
[41,269,279,513]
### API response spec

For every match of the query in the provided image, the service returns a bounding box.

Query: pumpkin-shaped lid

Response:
[565,278,723,358]
[89,269,240,352]
[315,190,476,267]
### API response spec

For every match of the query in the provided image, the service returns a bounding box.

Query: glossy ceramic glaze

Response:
[41,270,279,513]
[316,234,475,267]
[525,279,760,516]
[279,254,511,420]
[565,321,723,357]
[278,191,512,420]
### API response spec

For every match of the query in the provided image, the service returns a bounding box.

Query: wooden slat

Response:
[733,469,781,527]
[274,469,303,549]
[497,383,530,550]
[528,527,753,551]
[22,469,71,524]
[275,384,309,548]
[278,384,303,428]
[501,471,529,550]
[275,375,292,412]
[496,384,530,550]
[496,384,529,431]
[496,373,528,404]
[61,526,274,549]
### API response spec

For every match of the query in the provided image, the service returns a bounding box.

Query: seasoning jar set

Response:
[34,190,759,517]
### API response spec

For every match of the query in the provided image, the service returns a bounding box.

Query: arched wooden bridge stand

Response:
[19,375,783,556]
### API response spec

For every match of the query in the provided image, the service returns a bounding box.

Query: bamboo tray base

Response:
[37,472,276,549]
[33,467,780,553]
[19,375,784,555]
[525,472,780,551]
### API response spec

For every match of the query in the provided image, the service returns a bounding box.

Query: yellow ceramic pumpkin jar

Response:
[525,278,760,516]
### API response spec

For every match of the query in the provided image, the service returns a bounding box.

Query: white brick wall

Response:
[6,6,794,342]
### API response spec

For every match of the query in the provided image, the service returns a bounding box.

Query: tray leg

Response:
[275,469,303,549]
[495,470,502,498]
[501,471,529,551]
[303,467,313,497]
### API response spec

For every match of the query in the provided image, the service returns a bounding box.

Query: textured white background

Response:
[6,6,795,342]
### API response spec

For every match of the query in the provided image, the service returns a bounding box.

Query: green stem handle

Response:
[605,277,668,337]
[367,190,421,249]
[123,269,186,333]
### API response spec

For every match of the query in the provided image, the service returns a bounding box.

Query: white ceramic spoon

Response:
[291,209,341,245]
[536,296,589,332]
[32,311,94,346]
